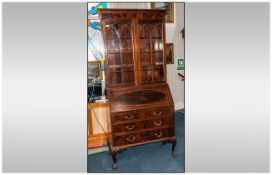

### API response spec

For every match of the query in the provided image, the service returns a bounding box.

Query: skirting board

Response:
[88,146,109,155]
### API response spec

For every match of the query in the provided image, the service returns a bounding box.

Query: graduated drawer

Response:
[151,106,174,118]
[111,110,145,124]
[112,127,174,147]
[112,132,145,147]
[145,116,174,129]
[145,127,175,141]
[112,121,145,133]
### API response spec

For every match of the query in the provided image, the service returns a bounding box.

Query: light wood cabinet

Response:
[88,102,110,149]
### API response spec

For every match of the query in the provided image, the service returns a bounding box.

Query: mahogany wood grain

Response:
[99,9,176,169]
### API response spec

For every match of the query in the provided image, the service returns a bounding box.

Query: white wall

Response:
[165,3,184,110]
[108,2,150,9]
[108,2,185,110]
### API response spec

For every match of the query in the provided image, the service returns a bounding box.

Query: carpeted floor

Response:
[87,112,184,173]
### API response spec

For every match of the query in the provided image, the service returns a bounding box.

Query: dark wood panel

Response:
[99,9,166,20]
[111,110,146,124]
[112,121,145,133]
[108,84,174,113]
[145,116,174,129]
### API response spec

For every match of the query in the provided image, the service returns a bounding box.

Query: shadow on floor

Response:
[87,112,184,173]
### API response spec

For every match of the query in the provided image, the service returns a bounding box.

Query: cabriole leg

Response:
[111,151,117,169]
[171,140,177,157]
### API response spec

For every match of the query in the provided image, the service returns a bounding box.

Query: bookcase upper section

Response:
[99,9,167,88]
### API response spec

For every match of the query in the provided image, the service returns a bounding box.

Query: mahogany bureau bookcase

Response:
[98,9,177,169]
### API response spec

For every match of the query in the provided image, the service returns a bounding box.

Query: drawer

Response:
[112,115,174,133]
[145,127,175,141]
[111,110,145,124]
[112,127,175,147]
[151,106,174,118]
[112,121,145,133]
[113,132,144,147]
[145,116,174,129]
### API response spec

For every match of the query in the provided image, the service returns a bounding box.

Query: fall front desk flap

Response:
[108,84,173,113]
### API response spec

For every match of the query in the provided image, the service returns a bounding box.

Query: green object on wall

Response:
[177,58,184,70]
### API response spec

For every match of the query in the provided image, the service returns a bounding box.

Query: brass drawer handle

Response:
[125,124,135,130]
[154,131,163,138]
[153,110,162,116]
[124,114,134,120]
[154,121,162,126]
[126,136,135,144]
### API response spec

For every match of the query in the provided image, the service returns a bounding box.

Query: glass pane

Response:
[140,52,151,66]
[106,39,120,53]
[141,68,152,83]
[105,24,118,40]
[139,23,149,38]
[122,53,134,66]
[120,39,133,52]
[122,68,134,84]
[151,23,162,38]
[120,24,133,52]
[152,39,163,51]
[109,68,122,85]
[153,66,164,81]
[139,38,150,52]
[153,52,163,65]
[108,53,121,66]
[105,22,133,54]
[139,20,164,84]
[120,24,132,39]
[139,21,152,83]
[105,20,135,86]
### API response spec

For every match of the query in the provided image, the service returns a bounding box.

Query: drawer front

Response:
[112,121,145,133]
[113,132,144,146]
[145,127,175,141]
[151,106,174,118]
[111,110,145,124]
[112,127,174,147]
[145,116,174,129]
